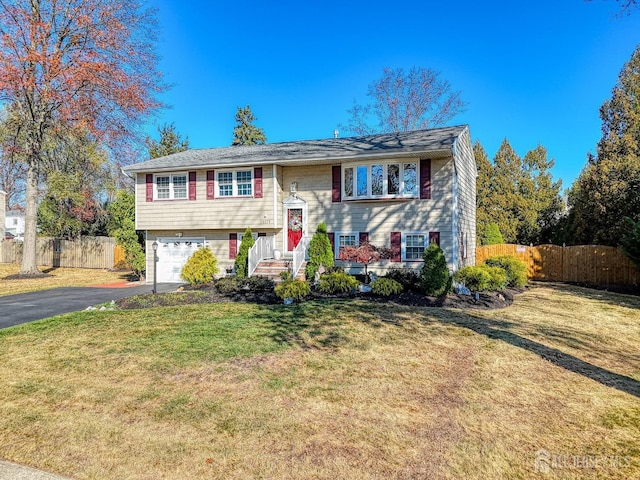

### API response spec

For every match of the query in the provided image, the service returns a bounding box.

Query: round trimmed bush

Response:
[454,265,507,292]
[484,255,527,287]
[318,272,359,294]
[274,279,311,302]
[181,248,219,286]
[371,278,403,297]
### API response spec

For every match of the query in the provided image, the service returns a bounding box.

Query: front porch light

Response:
[290,182,298,194]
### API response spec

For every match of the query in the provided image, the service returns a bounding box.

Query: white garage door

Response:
[156,237,205,283]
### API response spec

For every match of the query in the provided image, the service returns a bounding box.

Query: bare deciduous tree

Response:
[339,67,467,136]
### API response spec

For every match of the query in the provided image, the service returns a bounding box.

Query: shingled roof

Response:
[124,125,468,173]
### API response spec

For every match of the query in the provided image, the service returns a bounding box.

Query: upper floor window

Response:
[343,161,418,200]
[217,169,253,197]
[155,173,187,200]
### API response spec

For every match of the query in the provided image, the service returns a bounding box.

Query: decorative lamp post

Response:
[152,240,158,294]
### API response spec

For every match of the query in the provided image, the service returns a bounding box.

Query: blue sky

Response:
[149,0,639,189]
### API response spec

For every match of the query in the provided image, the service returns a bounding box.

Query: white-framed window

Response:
[155,173,187,200]
[404,233,427,260]
[400,231,440,261]
[335,232,359,259]
[217,169,253,197]
[342,161,418,200]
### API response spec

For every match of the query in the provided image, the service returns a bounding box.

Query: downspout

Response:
[272,164,278,229]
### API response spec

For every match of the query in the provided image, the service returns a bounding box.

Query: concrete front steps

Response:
[251,259,306,282]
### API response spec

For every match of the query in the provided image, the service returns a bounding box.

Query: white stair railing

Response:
[248,235,275,277]
[292,236,311,280]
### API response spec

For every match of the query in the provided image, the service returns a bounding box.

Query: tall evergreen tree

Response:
[475,139,563,245]
[146,123,190,159]
[566,45,640,246]
[474,141,494,244]
[232,105,267,146]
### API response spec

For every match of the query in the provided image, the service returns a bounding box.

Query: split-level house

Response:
[124,125,477,283]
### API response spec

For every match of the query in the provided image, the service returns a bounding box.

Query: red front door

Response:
[287,208,303,251]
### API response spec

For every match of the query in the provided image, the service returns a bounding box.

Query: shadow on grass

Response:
[259,298,640,399]
[437,310,640,399]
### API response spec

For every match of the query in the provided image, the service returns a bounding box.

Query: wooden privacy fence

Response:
[0,236,116,269]
[476,244,640,286]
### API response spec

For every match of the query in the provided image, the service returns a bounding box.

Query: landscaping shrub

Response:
[181,248,219,286]
[420,242,450,296]
[482,222,505,245]
[234,227,254,278]
[484,255,528,287]
[214,276,242,294]
[318,272,359,295]
[244,275,275,292]
[214,275,274,294]
[454,265,508,292]
[371,278,403,297]
[305,222,335,280]
[385,267,421,291]
[274,279,311,302]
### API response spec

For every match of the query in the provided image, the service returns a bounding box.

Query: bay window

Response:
[342,161,418,199]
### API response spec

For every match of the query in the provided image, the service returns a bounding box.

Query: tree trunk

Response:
[19,162,41,275]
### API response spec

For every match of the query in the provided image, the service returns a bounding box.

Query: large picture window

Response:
[217,169,253,197]
[155,173,187,200]
[342,161,418,200]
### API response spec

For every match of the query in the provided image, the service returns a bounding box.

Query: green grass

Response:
[0,286,639,479]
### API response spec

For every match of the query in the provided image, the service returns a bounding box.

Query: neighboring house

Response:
[5,209,25,240]
[125,125,476,283]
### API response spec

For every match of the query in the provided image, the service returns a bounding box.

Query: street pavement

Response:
[0,282,178,329]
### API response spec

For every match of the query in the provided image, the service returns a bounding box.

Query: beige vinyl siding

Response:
[136,169,276,231]
[282,157,457,271]
[451,127,476,267]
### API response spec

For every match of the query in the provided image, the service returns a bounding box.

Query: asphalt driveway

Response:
[0,283,178,329]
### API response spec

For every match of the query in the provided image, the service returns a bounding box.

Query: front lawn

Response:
[0,264,134,296]
[0,284,638,479]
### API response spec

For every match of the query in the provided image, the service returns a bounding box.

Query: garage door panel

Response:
[156,237,205,283]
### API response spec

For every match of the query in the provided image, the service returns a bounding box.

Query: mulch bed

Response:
[116,283,520,310]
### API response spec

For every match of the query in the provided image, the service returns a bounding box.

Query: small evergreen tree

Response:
[146,122,190,159]
[107,190,145,278]
[306,222,335,279]
[231,105,267,146]
[483,223,505,245]
[420,242,450,296]
[181,248,219,286]
[234,227,254,277]
[620,216,640,271]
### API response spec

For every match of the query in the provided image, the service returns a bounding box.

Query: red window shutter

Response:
[206,170,215,200]
[145,174,153,202]
[429,231,440,247]
[229,233,237,259]
[254,167,263,198]
[359,232,369,244]
[420,159,431,199]
[332,166,341,203]
[189,171,197,200]
[258,232,266,237]
[390,232,401,262]
[328,232,335,259]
